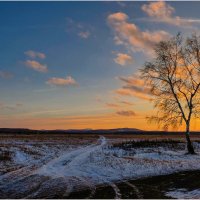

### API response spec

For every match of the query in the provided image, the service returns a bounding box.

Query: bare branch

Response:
[141,33,200,131]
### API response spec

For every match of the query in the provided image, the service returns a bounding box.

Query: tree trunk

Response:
[185,123,195,154]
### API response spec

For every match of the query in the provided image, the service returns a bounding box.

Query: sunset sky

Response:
[1,1,200,130]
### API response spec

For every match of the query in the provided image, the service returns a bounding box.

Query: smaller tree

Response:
[141,33,200,154]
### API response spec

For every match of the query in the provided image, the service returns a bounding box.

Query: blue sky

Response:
[1,1,200,130]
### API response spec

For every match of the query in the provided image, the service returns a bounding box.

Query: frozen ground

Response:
[0,134,200,198]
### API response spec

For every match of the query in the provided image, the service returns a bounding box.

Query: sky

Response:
[1,1,200,130]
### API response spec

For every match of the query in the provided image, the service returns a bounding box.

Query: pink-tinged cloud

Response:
[119,100,134,106]
[114,53,133,66]
[118,75,146,87]
[116,88,151,101]
[78,31,90,39]
[142,1,200,27]
[115,75,152,101]
[46,76,77,86]
[108,12,128,22]
[106,100,134,108]
[116,110,136,116]
[142,1,174,19]
[25,50,46,59]
[25,60,48,73]
[107,12,171,55]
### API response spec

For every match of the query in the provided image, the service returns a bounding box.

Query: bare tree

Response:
[141,33,200,154]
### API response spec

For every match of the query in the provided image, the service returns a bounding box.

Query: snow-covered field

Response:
[0,134,200,198]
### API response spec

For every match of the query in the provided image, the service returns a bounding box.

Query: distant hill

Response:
[0,128,143,134]
[0,128,199,135]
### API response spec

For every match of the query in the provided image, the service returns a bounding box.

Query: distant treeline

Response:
[0,128,200,135]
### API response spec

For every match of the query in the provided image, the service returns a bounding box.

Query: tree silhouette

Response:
[141,33,200,154]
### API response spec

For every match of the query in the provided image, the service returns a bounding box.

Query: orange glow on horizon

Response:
[1,112,200,131]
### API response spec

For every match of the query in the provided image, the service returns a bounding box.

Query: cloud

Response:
[25,60,48,73]
[108,12,128,22]
[114,53,133,66]
[66,17,82,32]
[119,100,134,106]
[116,110,136,116]
[106,103,120,108]
[117,1,127,8]
[106,101,134,109]
[0,71,14,79]
[118,75,146,87]
[142,1,200,27]
[115,75,152,100]
[78,31,90,39]
[107,12,171,55]
[24,50,46,59]
[46,76,77,86]
[116,88,151,100]
[66,18,92,39]
[142,1,174,20]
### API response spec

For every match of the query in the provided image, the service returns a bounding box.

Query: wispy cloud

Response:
[25,60,48,73]
[119,100,134,106]
[24,50,46,59]
[78,31,91,39]
[106,100,134,108]
[142,1,200,28]
[46,76,77,86]
[114,53,133,66]
[116,88,151,100]
[0,71,14,79]
[106,103,121,108]
[107,12,171,55]
[116,110,136,116]
[115,74,152,101]
[117,1,127,8]
[0,102,23,110]
[66,17,92,39]
[118,75,145,87]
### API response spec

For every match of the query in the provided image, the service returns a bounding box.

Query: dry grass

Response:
[0,150,12,161]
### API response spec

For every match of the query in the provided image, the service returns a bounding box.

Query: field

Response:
[1,133,200,199]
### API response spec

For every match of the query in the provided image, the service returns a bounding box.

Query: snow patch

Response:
[166,188,200,199]
[14,150,28,163]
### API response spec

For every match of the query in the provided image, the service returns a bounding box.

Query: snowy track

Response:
[34,136,122,199]
[36,136,107,178]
